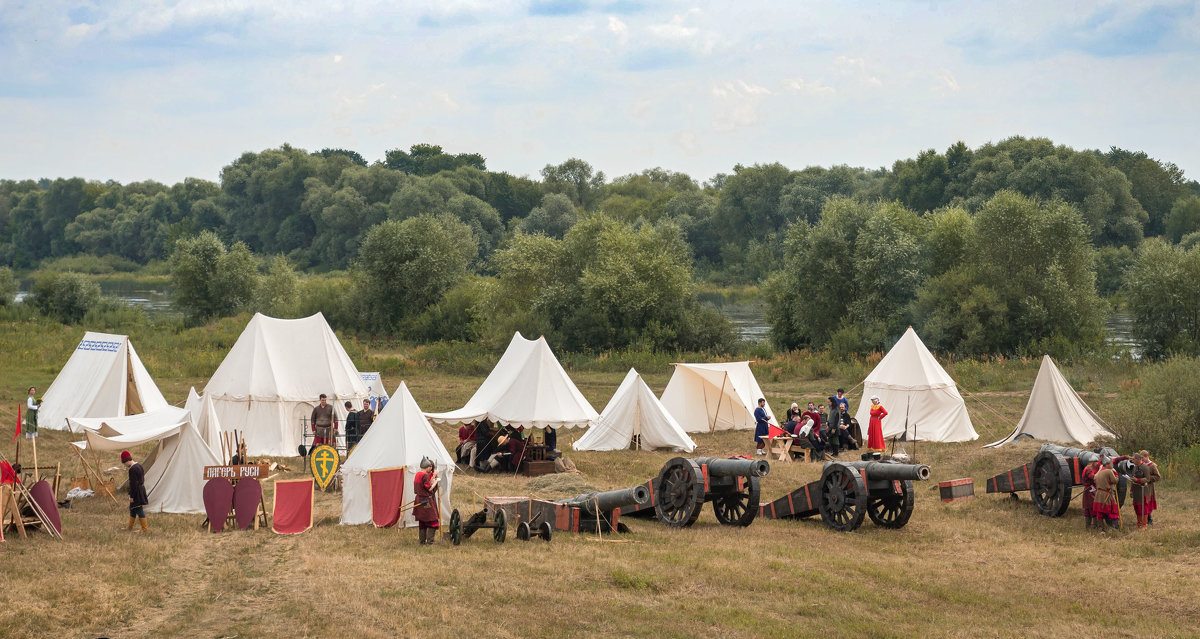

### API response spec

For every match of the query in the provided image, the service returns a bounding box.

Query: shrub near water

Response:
[1110,356,1200,460]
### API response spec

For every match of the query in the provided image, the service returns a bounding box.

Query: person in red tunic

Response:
[413,458,440,545]
[1080,457,1101,529]
[1138,449,1161,526]
[867,395,887,452]
[1092,458,1121,530]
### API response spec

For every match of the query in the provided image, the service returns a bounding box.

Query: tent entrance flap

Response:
[125,347,144,416]
[710,373,728,434]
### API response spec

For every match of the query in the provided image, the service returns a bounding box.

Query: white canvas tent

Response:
[184,387,224,454]
[425,332,598,429]
[985,355,1115,448]
[853,327,978,443]
[203,313,370,456]
[660,362,774,433]
[39,331,168,432]
[69,406,221,514]
[341,381,454,527]
[574,369,696,452]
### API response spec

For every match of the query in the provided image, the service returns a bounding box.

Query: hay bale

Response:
[524,473,597,499]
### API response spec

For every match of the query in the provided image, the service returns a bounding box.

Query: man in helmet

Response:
[413,458,440,545]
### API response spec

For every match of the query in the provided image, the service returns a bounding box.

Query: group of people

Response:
[455,419,558,473]
[754,389,889,459]
[1081,450,1161,530]
[308,393,377,451]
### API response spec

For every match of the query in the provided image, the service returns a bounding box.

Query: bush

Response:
[30,271,102,323]
[170,231,259,324]
[1109,356,1200,460]
[0,267,17,306]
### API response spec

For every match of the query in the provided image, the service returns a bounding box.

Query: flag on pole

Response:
[14,403,21,442]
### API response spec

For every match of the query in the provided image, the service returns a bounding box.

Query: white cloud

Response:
[434,90,461,112]
[934,69,960,94]
[651,13,699,40]
[784,77,836,97]
[608,16,628,45]
[835,55,883,87]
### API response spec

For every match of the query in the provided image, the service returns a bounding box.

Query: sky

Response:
[1,0,1198,185]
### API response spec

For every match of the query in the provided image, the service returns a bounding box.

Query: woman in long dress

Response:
[867,395,887,452]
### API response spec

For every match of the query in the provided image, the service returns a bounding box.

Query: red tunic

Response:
[412,469,439,527]
[867,404,887,451]
[1092,468,1120,520]
[1080,463,1099,516]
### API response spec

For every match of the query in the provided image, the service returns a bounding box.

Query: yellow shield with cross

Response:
[309,445,340,490]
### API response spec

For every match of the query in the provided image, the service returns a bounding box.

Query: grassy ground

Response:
[0,326,1197,639]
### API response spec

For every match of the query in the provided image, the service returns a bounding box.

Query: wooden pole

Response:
[711,373,728,434]
[32,436,39,483]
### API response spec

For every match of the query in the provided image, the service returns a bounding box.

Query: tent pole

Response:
[32,437,39,483]
[711,373,728,434]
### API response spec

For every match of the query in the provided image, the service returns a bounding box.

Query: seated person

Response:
[836,410,859,453]
[544,426,558,453]
[806,420,826,459]
[786,402,802,423]
[457,421,477,464]
[473,420,495,471]
[783,419,801,436]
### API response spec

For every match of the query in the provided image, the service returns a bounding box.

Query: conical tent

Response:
[69,406,221,514]
[853,327,977,442]
[203,313,369,456]
[341,382,454,527]
[39,332,167,432]
[660,362,774,433]
[184,387,224,454]
[575,369,697,452]
[425,332,598,429]
[985,355,1114,448]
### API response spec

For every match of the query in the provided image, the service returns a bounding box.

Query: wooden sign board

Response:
[203,464,269,481]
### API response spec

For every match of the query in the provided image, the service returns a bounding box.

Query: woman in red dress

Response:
[867,395,887,452]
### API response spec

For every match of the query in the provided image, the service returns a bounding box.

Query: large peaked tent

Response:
[40,332,168,432]
[660,362,774,433]
[70,406,221,514]
[985,355,1115,448]
[853,327,977,442]
[574,368,696,452]
[203,313,369,456]
[425,332,598,429]
[341,381,454,527]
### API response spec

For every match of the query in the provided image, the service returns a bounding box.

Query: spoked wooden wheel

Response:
[867,479,915,529]
[537,521,553,542]
[712,476,760,526]
[819,465,868,532]
[654,458,706,528]
[492,508,506,543]
[516,521,531,541]
[449,509,462,546]
[1031,451,1071,517]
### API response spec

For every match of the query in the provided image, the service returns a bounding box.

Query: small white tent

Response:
[70,406,221,514]
[660,362,774,433]
[184,388,224,454]
[203,313,370,456]
[853,327,977,443]
[341,381,454,527]
[985,355,1115,448]
[574,369,696,452]
[425,332,598,429]
[39,332,168,432]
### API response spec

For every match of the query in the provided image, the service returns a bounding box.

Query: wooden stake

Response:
[32,437,39,483]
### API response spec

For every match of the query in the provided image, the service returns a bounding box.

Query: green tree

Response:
[30,271,102,323]
[519,193,578,239]
[1124,238,1200,359]
[1103,148,1189,236]
[1164,196,1200,243]
[254,255,300,317]
[355,215,477,330]
[384,143,486,175]
[0,267,18,305]
[170,231,260,323]
[541,158,606,210]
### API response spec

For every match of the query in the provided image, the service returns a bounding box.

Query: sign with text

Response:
[203,464,268,481]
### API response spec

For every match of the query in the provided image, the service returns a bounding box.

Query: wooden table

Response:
[766,436,794,462]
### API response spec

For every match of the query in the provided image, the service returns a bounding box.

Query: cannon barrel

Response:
[556,485,650,515]
[828,460,931,482]
[1038,443,1121,466]
[694,457,770,478]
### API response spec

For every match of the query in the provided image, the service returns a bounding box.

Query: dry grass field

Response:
[2,352,1199,638]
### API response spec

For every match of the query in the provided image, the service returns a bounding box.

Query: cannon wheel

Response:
[448,509,462,546]
[516,521,531,541]
[819,464,868,532]
[654,457,706,528]
[867,479,914,529]
[1031,451,1072,517]
[537,521,553,542]
[712,476,760,527]
[492,508,507,543]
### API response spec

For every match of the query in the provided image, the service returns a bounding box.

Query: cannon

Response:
[620,457,770,528]
[485,484,651,537]
[759,458,932,532]
[447,506,507,545]
[985,443,1134,517]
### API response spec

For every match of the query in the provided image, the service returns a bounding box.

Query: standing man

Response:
[1081,456,1101,529]
[357,398,375,440]
[122,451,148,533]
[310,394,338,449]
[343,401,360,450]
[754,398,770,456]
[1093,458,1121,530]
[413,458,440,545]
[1140,449,1160,526]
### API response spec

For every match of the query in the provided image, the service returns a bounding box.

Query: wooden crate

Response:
[939,477,975,502]
[519,460,557,477]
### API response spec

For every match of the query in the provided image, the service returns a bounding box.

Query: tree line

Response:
[3,137,1200,357]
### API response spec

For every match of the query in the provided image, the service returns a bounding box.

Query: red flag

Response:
[13,403,20,442]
